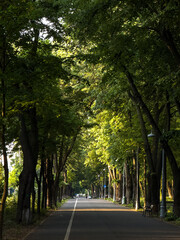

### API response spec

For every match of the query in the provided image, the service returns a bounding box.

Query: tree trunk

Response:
[17,170,34,224]
[42,163,47,209]
[135,147,141,210]
[58,186,63,203]
[173,170,180,217]
[32,187,36,214]
[108,167,113,199]
[53,172,60,207]
[167,181,173,199]
[0,126,8,240]
[16,109,38,224]
[51,133,79,205]
[108,171,111,198]
[112,168,117,201]
[134,104,160,210]
[35,172,41,215]
[0,33,9,240]
[36,144,45,214]
[143,158,147,206]
[116,172,122,202]
[125,161,133,204]
[36,176,41,215]
[46,156,54,208]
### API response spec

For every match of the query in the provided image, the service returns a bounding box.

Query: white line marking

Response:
[64,198,78,240]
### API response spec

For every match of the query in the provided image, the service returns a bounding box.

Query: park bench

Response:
[143,205,153,216]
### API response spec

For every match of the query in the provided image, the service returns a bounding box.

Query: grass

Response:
[3,197,34,240]
[2,196,68,240]
[106,197,180,226]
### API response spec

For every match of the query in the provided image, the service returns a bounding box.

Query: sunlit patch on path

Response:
[58,208,136,212]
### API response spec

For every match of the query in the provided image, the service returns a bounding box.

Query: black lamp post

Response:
[103,168,106,199]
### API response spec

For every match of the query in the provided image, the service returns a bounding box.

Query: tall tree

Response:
[0,0,30,236]
[64,0,180,216]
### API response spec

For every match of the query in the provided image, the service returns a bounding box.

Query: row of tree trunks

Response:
[107,154,166,212]
[125,66,180,216]
[52,134,78,206]
[108,161,140,206]
[34,133,79,214]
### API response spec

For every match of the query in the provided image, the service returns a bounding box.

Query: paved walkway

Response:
[24,198,180,240]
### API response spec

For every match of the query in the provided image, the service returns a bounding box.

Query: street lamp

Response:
[135,147,140,210]
[147,130,166,218]
[147,130,155,138]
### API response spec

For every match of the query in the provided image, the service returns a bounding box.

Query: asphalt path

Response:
[24,198,180,240]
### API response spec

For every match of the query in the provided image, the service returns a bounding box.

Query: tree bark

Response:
[125,160,133,204]
[135,147,141,209]
[35,173,41,215]
[46,156,54,208]
[52,133,79,206]
[133,103,160,210]
[167,181,173,199]
[116,172,122,202]
[173,169,180,217]
[0,30,9,240]
[112,168,116,201]
[16,109,38,224]
[0,122,8,240]
[108,166,113,199]
[42,157,47,209]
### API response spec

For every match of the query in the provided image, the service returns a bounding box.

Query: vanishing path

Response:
[25,198,180,240]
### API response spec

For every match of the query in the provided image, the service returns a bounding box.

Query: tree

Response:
[64,0,180,216]
[0,0,31,237]
[4,0,76,224]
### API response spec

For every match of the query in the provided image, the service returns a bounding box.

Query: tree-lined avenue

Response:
[1,1,180,239]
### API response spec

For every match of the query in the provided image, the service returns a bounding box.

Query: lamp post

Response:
[135,147,139,210]
[103,168,106,199]
[147,130,166,218]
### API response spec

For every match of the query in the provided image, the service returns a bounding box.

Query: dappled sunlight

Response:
[58,208,136,212]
